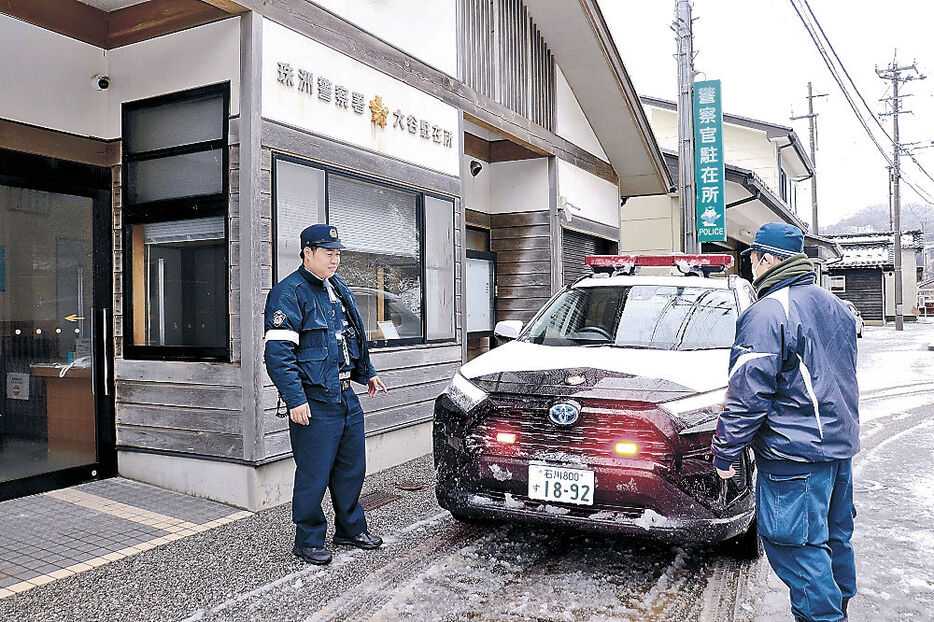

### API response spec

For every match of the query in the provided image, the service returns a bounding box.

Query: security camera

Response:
[92,74,110,90]
[469,160,483,177]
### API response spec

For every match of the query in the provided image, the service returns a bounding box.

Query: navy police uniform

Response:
[263,225,378,557]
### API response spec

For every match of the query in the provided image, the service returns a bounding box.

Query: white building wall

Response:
[488,159,550,214]
[884,249,920,317]
[649,107,780,192]
[556,159,618,228]
[0,14,107,137]
[461,154,492,214]
[105,18,241,137]
[0,14,241,139]
[555,65,608,161]
[310,0,457,77]
[620,194,681,253]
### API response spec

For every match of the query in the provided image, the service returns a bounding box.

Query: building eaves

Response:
[524,0,674,196]
[642,95,814,178]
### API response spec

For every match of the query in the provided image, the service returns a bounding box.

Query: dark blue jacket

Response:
[712,273,860,469]
[264,267,377,407]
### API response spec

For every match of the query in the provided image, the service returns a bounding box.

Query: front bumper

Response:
[433,394,754,543]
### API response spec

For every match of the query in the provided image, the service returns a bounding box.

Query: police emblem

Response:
[272,310,286,327]
[329,228,337,238]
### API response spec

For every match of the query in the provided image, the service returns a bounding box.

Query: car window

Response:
[522,284,737,350]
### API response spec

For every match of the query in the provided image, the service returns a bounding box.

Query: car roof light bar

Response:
[585,254,735,277]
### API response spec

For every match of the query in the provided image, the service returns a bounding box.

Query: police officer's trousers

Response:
[756,457,856,622]
[289,387,368,548]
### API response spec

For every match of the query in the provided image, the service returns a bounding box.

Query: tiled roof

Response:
[825,229,925,268]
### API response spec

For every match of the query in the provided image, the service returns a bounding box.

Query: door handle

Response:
[102,308,111,396]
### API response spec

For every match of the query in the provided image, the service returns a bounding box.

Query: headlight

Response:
[659,388,726,434]
[444,372,488,414]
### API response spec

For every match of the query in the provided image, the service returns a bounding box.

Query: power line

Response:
[788,0,934,204]
[801,0,934,196]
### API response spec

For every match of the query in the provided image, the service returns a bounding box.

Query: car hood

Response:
[460,340,729,401]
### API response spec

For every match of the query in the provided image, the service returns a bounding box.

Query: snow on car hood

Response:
[460,340,730,394]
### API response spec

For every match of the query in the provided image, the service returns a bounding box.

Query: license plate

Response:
[528,464,594,506]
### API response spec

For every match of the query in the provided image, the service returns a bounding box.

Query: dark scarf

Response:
[752,253,815,297]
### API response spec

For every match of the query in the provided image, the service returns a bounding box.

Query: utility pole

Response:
[674,0,697,253]
[877,52,926,331]
[791,82,828,234]
[887,166,894,232]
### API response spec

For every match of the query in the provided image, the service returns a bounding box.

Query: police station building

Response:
[0,0,670,508]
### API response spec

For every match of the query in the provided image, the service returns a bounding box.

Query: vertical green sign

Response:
[693,80,726,243]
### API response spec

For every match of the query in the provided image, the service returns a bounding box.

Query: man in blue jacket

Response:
[264,224,388,565]
[713,222,860,622]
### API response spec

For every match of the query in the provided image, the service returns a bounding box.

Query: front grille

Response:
[468,394,674,465]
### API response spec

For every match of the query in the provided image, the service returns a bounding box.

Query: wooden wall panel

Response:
[829,268,884,322]
[490,211,554,324]
[117,425,243,457]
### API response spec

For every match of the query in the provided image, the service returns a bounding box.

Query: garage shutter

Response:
[562,230,616,285]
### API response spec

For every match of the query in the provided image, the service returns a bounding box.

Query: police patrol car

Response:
[433,254,762,556]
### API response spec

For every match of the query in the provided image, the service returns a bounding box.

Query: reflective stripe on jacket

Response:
[712,272,860,469]
[263,268,377,408]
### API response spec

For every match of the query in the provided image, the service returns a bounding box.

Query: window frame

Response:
[121,83,231,362]
[271,153,457,349]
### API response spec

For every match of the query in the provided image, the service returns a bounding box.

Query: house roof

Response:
[641,95,814,180]
[524,0,673,196]
[824,230,924,269]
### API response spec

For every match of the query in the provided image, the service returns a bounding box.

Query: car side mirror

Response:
[493,320,523,342]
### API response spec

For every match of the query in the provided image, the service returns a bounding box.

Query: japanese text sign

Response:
[693,80,726,243]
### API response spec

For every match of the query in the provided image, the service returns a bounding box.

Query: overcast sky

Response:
[600,0,934,228]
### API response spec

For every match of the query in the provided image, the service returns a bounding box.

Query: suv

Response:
[433,254,761,556]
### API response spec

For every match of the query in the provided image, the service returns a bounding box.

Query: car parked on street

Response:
[841,299,864,338]
[433,254,761,556]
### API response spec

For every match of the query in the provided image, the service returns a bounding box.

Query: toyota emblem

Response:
[548,401,581,427]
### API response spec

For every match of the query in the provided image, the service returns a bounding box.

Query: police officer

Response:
[264,224,388,565]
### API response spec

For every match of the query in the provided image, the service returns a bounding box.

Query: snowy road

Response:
[178,321,934,622]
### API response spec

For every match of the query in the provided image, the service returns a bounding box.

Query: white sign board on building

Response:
[6,372,29,401]
[262,19,460,177]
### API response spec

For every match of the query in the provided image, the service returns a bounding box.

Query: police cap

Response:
[300,224,345,255]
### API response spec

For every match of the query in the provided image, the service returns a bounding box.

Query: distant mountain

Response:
[822,202,933,235]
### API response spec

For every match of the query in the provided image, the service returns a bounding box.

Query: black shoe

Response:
[333,530,383,550]
[292,545,332,565]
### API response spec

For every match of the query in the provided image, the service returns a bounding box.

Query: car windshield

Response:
[521,284,738,350]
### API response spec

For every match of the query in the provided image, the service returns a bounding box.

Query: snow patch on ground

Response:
[368,524,683,621]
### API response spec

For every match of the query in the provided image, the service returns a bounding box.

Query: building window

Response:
[122,84,230,360]
[273,155,455,347]
[830,275,846,293]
